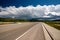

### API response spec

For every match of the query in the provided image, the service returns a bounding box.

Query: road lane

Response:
[0,23,22,33]
[0,22,59,40]
[16,23,45,40]
[0,22,37,40]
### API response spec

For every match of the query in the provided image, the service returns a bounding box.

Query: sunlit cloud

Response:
[0,5,60,19]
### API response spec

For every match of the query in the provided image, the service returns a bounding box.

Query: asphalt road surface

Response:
[0,22,60,40]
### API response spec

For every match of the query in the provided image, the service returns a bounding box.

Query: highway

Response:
[0,22,60,40]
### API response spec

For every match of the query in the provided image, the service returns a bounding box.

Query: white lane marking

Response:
[15,23,38,40]
[15,26,32,40]
[17,23,22,24]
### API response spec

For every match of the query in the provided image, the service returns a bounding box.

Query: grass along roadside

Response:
[0,22,15,25]
[44,21,60,30]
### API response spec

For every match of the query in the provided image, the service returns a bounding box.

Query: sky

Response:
[0,0,60,19]
[0,0,60,7]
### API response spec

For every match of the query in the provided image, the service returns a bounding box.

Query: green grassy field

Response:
[0,22,15,25]
[44,21,60,30]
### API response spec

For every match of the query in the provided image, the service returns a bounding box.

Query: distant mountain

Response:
[0,15,60,22]
[0,13,60,20]
[47,13,54,17]
[30,16,60,21]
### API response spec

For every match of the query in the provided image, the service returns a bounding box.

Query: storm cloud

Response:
[0,5,60,19]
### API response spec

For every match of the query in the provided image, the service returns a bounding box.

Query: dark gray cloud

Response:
[0,5,60,19]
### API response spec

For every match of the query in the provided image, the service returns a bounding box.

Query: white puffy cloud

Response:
[0,5,60,19]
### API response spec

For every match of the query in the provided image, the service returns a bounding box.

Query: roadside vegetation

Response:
[0,18,29,22]
[0,18,29,25]
[0,22,14,25]
[0,17,60,30]
[44,21,60,30]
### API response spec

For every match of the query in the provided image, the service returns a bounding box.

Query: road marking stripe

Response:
[15,26,33,40]
[42,23,54,40]
[15,23,38,40]
[17,23,22,24]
